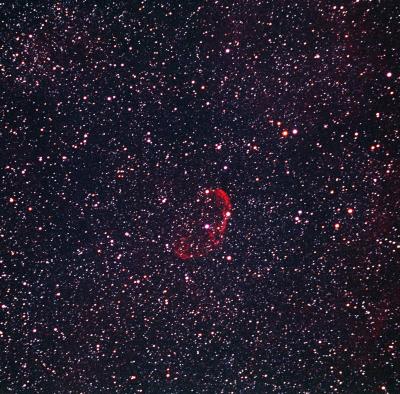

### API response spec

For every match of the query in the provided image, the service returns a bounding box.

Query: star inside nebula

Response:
[1,1,399,392]
[172,188,232,260]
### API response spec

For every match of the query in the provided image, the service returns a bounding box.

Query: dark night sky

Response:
[1,1,400,392]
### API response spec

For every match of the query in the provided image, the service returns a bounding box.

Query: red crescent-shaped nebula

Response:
[172,188,232,260]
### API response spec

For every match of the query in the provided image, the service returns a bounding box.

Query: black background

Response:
[1,1,400,392]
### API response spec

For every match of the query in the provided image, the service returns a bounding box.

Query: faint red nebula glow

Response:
[173,188,232,260]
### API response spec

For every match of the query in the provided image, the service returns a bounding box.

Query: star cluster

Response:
[1,1,399,392]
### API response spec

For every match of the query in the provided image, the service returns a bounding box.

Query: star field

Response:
[1,1,400,392]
